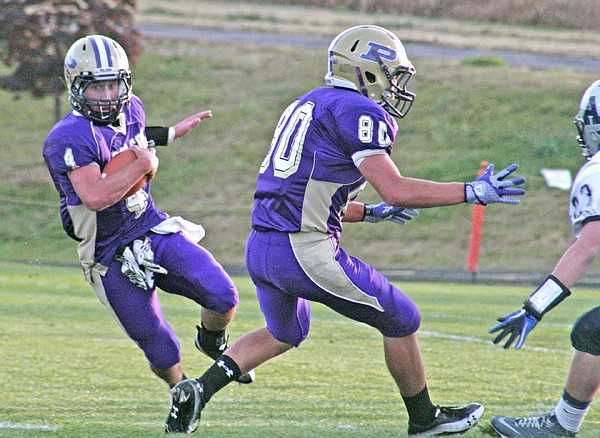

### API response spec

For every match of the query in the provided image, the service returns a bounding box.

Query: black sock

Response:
[402,386,436,426]
[200,323,226,340]
[563,389,592,410]
[198,354,241,402]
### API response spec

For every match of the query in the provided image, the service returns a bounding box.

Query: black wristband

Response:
[145,126,170,146]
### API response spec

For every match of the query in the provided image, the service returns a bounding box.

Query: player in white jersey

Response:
[166,25,526,435]
[490,80,600,437]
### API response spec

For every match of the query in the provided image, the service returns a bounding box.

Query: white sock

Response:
[554,396,590,433]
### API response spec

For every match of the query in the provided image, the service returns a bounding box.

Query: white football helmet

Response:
[64,35,132,124]
[575,80,600,159]
[325,25,415,118]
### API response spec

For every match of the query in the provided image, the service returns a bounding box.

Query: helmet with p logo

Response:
[325,25,415,118]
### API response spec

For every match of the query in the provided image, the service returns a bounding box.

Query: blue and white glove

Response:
[489,308,539,349]
[465,163,526,205]
[489,275,570,349]
[363,202,419,225]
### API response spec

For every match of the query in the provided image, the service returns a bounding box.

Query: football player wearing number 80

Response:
[489,80,600,437]
[167,25,526,435]
[43,34,255,432]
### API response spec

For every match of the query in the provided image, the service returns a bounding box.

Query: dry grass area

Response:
[250,0,599,30]
[136,0,600,59]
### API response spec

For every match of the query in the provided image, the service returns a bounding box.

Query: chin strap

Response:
[355,66,369,97]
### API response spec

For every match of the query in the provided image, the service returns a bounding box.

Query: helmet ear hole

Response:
[365,72,377,84]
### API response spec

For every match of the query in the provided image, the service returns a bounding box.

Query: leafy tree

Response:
[0,0,142,121]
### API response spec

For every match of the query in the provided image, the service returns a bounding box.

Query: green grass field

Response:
[1,261,598,437]
[1,22,599,273]
[2,3,600,436]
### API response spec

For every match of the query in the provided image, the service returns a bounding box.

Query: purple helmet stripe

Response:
[89,36,113,68]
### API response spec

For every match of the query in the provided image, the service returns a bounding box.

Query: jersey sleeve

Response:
[334,103,397,166]
[44,123,103,177]
[570,162,600,237]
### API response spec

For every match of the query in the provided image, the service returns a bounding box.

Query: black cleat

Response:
[164,379,204,434]
[195,325,255,384]
[408,403,484,436]
[491,412,577,437]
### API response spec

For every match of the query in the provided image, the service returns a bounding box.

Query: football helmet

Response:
[64,35,132,124]
[325,25,415,118]
[575,79,600,159]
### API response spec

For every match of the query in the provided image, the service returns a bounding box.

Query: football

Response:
[102,149,149,198]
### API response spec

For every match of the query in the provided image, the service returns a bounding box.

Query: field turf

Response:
[1,261,598,437]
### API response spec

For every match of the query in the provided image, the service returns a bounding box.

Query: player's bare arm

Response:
[359,154,465,208]
[341,201,366,222]
[172,110,213,140]
[551,220,600,287]
[342,201,418,226]
[69,147,158,211]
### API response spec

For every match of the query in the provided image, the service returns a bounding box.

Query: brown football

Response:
[102,149,149,198]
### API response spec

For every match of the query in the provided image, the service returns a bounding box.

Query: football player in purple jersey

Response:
[166,25,526,435]
[489,81,600,437]
[43,34,254,426]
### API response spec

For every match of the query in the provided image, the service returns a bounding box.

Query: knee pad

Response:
[571,306,600,356]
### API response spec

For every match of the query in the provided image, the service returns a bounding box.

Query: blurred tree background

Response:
[0,0,142,121]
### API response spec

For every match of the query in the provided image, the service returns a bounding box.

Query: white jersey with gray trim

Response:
[570,152,600,238]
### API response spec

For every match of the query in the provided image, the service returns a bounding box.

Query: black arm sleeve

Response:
[145,126,170,146]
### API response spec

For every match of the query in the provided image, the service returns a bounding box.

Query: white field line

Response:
[310,315,573,355]
[0,422,59,431]
[419,330,572,355]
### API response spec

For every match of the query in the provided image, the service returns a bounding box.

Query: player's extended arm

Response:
[363,202,418,225]
[146,111,213,146]
[489,221,600,349]
[172,110,212,140]
[489,276,571,350]
[342,201,418,224]
[358,154,526,208]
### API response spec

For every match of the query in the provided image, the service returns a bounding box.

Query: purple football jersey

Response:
[252,86,397,240]
[43,95,167,267]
